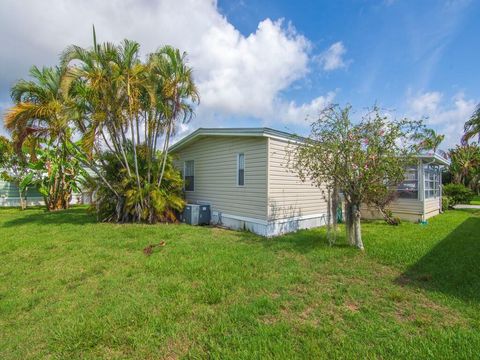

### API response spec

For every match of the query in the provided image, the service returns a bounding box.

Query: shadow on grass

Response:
[1,206,96,228]
[396,215,480,303]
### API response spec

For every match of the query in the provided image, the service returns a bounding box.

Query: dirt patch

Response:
[143,241,166,256]
[345,302,359,312]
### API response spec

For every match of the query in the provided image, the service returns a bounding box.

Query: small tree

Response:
[292,105,424,250]
[30,144,86,211]
[0,136,39,210]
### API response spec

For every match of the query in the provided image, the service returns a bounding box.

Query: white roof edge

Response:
[169,127,303,152]
[416,152,450,166]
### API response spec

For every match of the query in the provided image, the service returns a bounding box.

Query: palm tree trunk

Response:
[157,120,172,187]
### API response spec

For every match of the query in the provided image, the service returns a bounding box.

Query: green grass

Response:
[471,195,480,205]
[1,207,479,359]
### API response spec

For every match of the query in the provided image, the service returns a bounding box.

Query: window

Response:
[424,164,440,198]
[237,153,245,186]
[397,165,418,199]
[184,160,194,191]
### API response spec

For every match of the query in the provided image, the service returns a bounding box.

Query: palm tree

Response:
[60,31,199,222]
[147,46,199,188]
[5,66,68,150]
[448,145,480,186]
[462,103,480,144]
[417,128,445,154]
[4,66,74,210]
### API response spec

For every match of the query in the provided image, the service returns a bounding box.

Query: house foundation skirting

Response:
[211,211,328,237]
[0,197,44,207]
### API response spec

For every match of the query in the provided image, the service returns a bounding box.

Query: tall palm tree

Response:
[148,45,199,187]
[462,103,480,144]
[4,66,74,210]
[61,32,199,222]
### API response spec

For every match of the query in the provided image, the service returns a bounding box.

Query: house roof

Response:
[169,127,303,152]
[416,151,450,166]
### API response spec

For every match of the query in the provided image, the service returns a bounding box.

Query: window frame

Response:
[424,164,440,199]
[396,165,419,200]
[183,160,195,192]
[237,153,245,187]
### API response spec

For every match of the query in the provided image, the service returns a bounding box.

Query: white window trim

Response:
[183,160,195,192]
[424,164,440,199]
[237,153,245,187]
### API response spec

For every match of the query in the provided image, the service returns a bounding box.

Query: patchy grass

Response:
[0,207,479,359]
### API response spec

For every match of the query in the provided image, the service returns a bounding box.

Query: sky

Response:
[0,0,478,148]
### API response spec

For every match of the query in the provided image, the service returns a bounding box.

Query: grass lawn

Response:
[1,207,479,359]
[471,195,480,205]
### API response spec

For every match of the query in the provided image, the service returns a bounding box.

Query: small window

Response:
[237,153,245,186]
[184,160,194,191]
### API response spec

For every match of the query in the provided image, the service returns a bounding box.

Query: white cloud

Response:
[279,92,336,124]
[316,42,350,71]
[408,91,442,114]
[0,0,333,132]
[407,91,477,148]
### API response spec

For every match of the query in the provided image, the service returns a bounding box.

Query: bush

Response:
[92,146,185,223]
[443,184,474,206]
[442,196,451,211]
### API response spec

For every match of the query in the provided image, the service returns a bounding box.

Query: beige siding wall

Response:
[267,138,328,221]
[172,136,268,220]
[425,197,440,213]
[362,196,441,222]
[424,198,441,219]
[361,199,424,222]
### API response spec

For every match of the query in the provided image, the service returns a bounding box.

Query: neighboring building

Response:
[171,128,450,236]
[361,152,450,222]
[0,177,93,207]
[0,180,43,207]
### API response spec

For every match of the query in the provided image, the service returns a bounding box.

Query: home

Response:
[170,128,449,236]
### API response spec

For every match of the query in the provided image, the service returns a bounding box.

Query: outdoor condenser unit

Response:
[181,204,211,225]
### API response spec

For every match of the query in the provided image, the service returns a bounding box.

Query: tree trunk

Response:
[331,185,339,243]
[18,188,26,210]
[352,203,364,250]
[344,201,355,246]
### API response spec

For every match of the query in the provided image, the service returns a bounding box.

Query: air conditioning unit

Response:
[198,204,211,225]
[181,204,211,225]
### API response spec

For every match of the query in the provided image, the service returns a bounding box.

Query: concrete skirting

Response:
[211,211,328,237]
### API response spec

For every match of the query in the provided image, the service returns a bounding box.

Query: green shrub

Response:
[443,184,474,205]
[442,196,451,211]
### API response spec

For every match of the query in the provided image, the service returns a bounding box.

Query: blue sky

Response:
[0,0,478,148]
[217,0,479,145]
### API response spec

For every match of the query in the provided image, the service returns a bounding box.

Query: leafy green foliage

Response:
[442,196,451,211]
[462,103,480,144]
[94,146,185,223]
[30,144,86,210]
[447,144,480,194]
[443,183,474,205]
